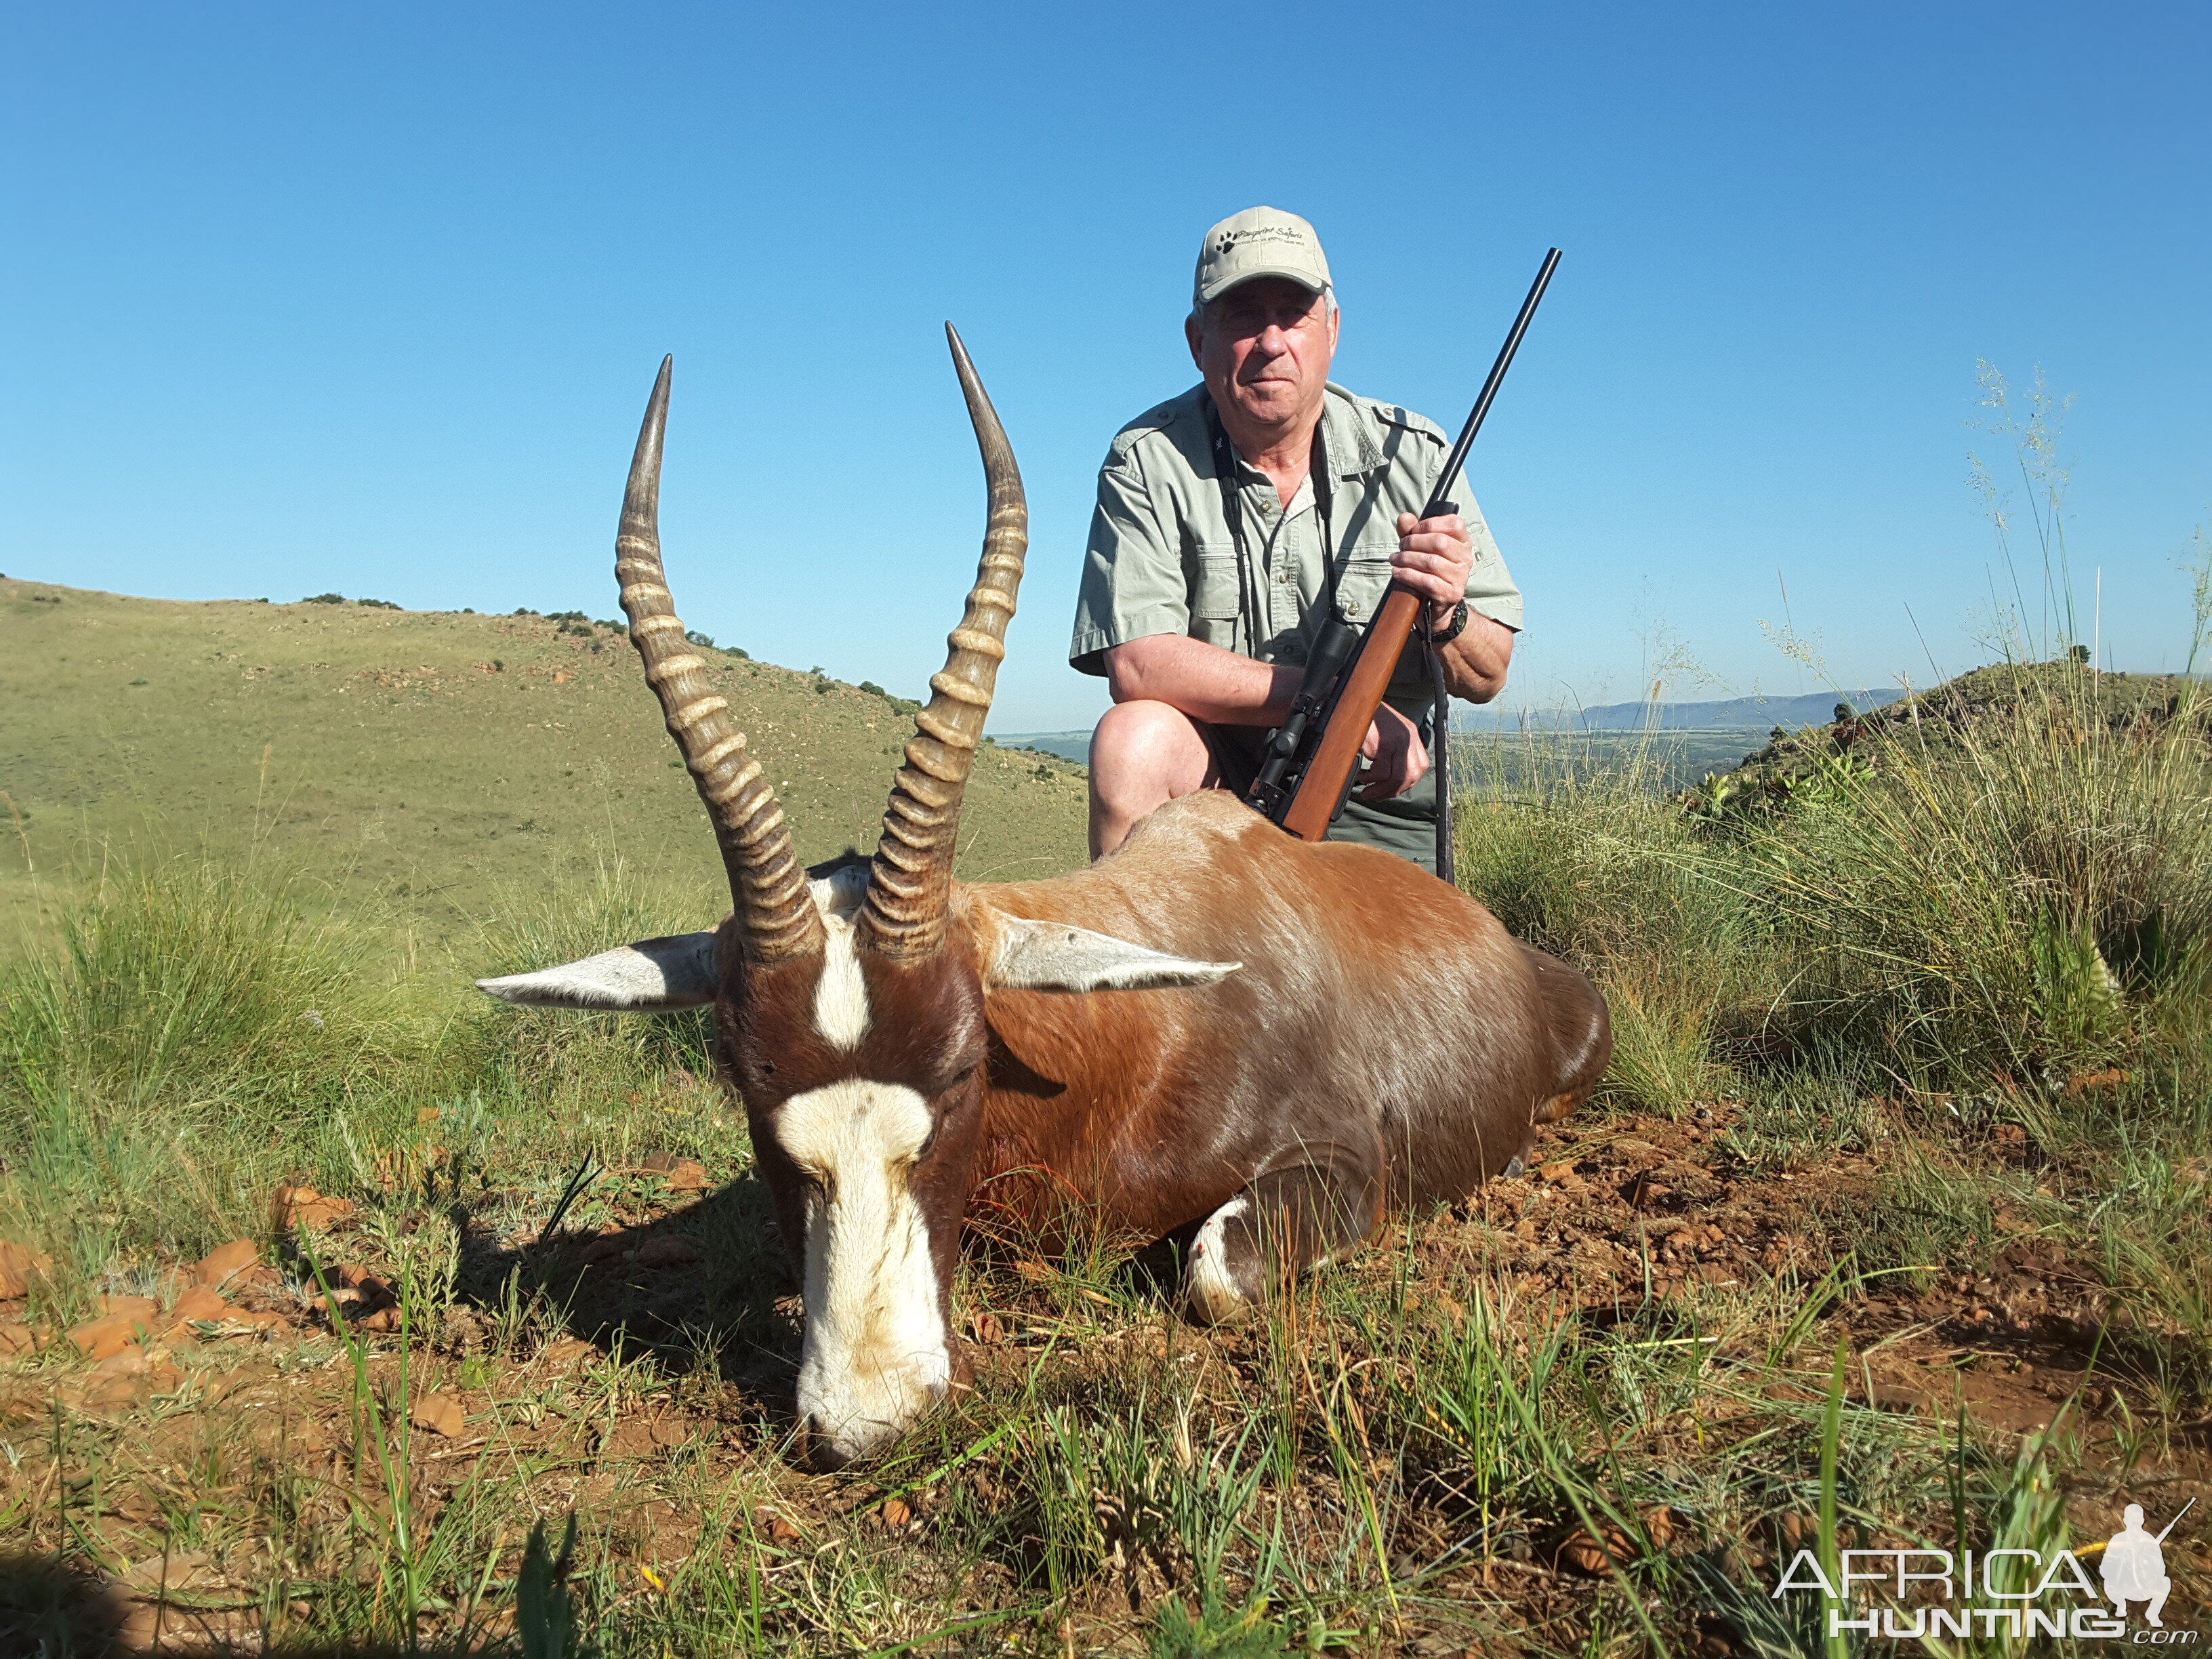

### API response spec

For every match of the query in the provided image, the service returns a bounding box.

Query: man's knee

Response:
[1090,701,1209,798]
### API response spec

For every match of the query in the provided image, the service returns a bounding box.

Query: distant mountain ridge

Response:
[1001,691,1906,761]
[1460,689,1904,733]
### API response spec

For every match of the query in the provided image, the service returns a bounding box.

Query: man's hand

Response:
[1395,508,1514,703]
[1357,702,1429,801]
[1393,510,1475,623]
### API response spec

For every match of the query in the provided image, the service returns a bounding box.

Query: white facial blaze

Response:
[779,1079,949,1460]
[808,863,872,1051]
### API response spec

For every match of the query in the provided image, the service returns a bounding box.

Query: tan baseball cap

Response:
[1192,206,1332,308]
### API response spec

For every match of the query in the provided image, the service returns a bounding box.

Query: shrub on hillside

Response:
[1737,663,2211,1089]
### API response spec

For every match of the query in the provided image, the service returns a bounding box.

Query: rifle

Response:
[1244,247,1561,884]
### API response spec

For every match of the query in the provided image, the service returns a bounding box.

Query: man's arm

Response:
[1101,634,1299,725]
[1103,633,1433,799]
[1439,611,1513,702]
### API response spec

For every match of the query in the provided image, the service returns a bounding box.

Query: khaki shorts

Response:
[1195,721,1440,868]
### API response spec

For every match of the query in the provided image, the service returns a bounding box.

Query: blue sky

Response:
[3,3,2206,731]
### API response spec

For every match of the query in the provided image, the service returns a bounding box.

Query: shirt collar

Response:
[1321,383,1384,478]
[1216,383,1382,487]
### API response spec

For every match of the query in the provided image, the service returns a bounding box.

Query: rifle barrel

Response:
[2155,1496,2196,1543]
[1422,247,1561,518]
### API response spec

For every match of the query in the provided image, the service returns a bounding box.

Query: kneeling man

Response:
[1072,205,1523,863]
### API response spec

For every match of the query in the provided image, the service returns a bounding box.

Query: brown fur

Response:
[721,788,1612,1313]
[949,792,1610,1232]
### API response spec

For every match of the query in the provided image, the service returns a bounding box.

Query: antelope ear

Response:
[981,914,1240,995]
[475,932,719,1010]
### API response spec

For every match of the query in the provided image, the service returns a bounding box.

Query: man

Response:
[1071,205,1522,863]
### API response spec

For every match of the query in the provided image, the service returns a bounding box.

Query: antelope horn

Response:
[616,357,823,964]
[859,325,1028,960]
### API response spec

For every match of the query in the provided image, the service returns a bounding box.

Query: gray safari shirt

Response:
[1071,381,1522,861]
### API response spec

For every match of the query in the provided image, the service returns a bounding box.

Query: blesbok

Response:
[480,330,1612,1466]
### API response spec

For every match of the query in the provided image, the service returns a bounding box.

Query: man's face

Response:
[1186,276,1338,434]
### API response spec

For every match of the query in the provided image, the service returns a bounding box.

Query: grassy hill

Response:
[0,577,1090,954]
[1,586,2207,1653]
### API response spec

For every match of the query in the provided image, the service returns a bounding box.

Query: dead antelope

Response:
[480,331,1612,1466]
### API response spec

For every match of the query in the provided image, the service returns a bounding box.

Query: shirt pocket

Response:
[1189,544,1242,621]
[1332,546,1396,626]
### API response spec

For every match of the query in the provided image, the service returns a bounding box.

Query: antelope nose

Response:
[802,1416,853,1474]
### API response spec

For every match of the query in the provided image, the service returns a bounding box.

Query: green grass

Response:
[0,766,2203,1650]
[3,472,2210,1649]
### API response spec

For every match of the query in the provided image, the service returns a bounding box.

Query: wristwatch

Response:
[1428,600,1471,646]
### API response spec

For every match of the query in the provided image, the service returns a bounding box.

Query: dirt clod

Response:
[636,1153,711,1193]
[410,1393,466,1436]
[67,1311,157,1361]
[0,1240,53,1299]
[634,1235,699,1269]
[193,1239,259,1286]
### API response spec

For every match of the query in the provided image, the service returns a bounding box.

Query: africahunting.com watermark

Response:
[1771,1501,2196,1642]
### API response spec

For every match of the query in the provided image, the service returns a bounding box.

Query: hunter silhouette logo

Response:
[1768,1497,2196,1642]
[2102,1501,2189,1629]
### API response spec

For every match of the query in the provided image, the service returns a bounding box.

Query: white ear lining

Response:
[475,931,719,1010]
[984,914,1240,995]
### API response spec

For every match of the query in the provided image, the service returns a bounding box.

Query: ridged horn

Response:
[858,325,1028,960]
[617,356,823,964]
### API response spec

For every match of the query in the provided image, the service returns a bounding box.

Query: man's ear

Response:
[476,932,718,1010]
[982,913,1240,995]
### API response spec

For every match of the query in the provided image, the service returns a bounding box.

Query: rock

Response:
[164,1286,229,1331]
[271,1185,354,1231]
[193,1240,260,1287]
[67,1311,157,1361]
[1538,1162,1580,1187]
[121,1549,216,1595]
[94,1294,158,1322]
[409,1393,466,1436]
[0,1322,36,1355]
[764,1511,801,1543]
[539,1335,598,1367]
[880,1497,912,1529]
[0,1240,53,1299]
[638,1152,711,1192]
[634,1235,699,1269]
[580,1233,632,1265]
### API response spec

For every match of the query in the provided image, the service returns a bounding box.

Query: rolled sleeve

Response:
[1070,456,1191,676]
[1457,495,1524,632]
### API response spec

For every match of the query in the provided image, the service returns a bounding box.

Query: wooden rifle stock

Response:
[1256,247,1561,859]
[1278,588,1423,841]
